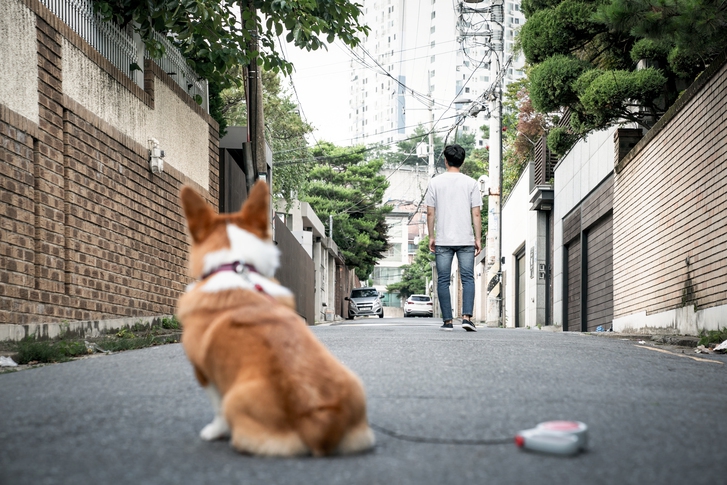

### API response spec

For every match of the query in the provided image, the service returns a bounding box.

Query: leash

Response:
[369,422,512,446]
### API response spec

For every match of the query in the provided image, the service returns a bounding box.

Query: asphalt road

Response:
[1,317,726,485]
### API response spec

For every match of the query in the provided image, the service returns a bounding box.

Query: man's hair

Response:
[443,144,466,168]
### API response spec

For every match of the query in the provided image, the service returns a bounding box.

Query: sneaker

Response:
[462,319,477,332]
[440,322,454,331]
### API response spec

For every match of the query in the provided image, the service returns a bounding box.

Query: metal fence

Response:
[40,0,208,112]
[149,31,209,112]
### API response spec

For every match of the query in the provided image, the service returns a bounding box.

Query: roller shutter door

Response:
[584,214,614,332]
[564,239,581,332]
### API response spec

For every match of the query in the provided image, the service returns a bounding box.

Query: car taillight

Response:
[427,302,432,305]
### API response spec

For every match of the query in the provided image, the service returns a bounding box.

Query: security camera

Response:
[148,138,165,174]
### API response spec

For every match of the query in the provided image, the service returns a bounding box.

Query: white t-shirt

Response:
[424,172,482,246]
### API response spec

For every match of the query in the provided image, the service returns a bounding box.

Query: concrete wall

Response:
[0,0,39,124]
[612,52,727,335]
[501,163,550,328]
[553,127,619,327]
[274,199,342,322]
[0,0,218,337]
[62,40,210,189]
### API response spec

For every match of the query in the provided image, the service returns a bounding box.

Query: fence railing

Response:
[40,0,208,112]
[149,31,209,111]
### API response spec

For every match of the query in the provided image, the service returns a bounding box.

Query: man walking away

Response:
[425,144,482,331]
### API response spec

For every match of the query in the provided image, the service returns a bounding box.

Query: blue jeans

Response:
[435,246,475,322]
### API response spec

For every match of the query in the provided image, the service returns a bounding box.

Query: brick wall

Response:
[613,52,727,321]
[0,0,219,333]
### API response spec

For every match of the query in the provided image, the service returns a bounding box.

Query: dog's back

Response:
[177,182,374,456]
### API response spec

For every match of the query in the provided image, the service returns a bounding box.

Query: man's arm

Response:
[472,206,482,256]
[427,206,436,252]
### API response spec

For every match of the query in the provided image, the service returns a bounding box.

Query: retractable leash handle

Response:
[515,421,588,456]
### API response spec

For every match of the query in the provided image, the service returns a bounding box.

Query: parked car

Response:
[404,294,434,317]
[345,287,384,319]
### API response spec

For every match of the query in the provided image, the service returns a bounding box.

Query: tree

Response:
[261,71,313,203]
[93,0,370,129]
[386,237,434,299]
[519,0,727,154]
[304,142,392,280]
[220,70,313,202]
[93,0,369,86]
[382,125,477,170]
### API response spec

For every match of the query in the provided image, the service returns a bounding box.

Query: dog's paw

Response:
[200,417,230,441]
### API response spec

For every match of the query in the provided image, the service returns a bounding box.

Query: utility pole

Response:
[242,0,266,193]
[457,0,505,326]
[428,71,435,177]
[485,51,503,327]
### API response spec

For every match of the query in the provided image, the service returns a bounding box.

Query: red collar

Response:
[201,261,271,297]
[202,261,258,280]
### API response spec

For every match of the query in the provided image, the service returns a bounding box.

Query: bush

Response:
[547,127,578,155]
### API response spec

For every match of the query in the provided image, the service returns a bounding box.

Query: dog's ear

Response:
[180,186,215,243]
[239,180,270,238]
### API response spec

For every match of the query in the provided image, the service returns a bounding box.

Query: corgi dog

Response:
[176,181,375,457]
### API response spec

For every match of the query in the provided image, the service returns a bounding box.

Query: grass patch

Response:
[15,338,87,364]
[4,317,183,366]
[698,327,727,347]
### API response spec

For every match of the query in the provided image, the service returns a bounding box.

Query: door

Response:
[515,251,526,328]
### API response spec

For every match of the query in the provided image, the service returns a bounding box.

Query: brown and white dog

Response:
[176,181,375,456]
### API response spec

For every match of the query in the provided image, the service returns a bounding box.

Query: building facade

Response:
[347,0,525,149]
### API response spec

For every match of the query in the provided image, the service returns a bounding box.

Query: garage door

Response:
[584,214,613,332]
[564,239,581,332]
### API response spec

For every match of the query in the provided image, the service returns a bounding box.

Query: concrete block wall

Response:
[0,0,219,336]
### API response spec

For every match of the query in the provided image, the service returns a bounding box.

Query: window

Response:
[276,213,292,230]
[383,244,402,262]
[373,267,403,286]
[386,217,402,238]
[430,26,435,34]
[431,55,435,63]
[431,11,436,19]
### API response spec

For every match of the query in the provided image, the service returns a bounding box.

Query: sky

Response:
[280,40,356,146]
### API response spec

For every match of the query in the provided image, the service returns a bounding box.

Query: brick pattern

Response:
[613,54,727,319]
[0,0,218,326]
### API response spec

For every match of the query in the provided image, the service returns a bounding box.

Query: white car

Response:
[403,294,434,317]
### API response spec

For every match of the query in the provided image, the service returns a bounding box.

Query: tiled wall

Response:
[613,52,727,324]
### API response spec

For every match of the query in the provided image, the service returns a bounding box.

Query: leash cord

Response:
[370,422,513,446]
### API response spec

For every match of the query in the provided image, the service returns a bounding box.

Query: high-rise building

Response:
[347,0,526,150]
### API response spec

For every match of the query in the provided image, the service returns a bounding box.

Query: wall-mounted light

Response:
[148,138,165,174]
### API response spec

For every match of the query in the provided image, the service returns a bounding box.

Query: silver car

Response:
[345,287,384,319]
